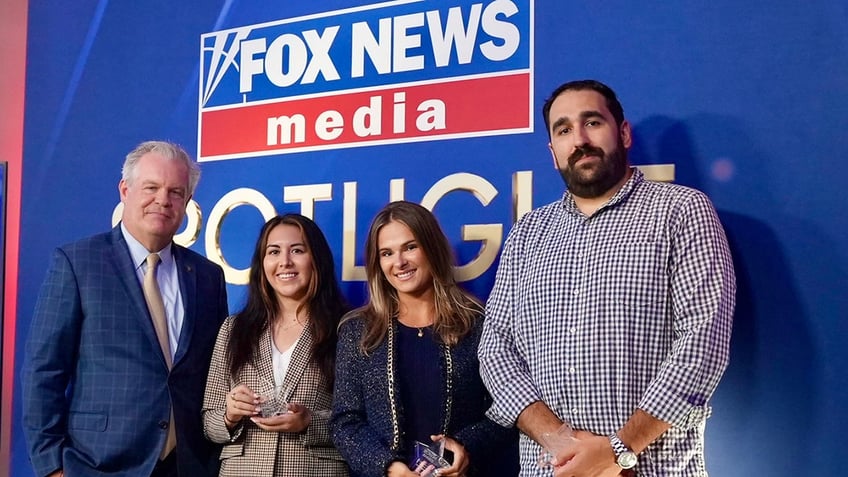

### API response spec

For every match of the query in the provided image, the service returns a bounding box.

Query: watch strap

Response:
[608,433,630,456]
[608,433,637,469]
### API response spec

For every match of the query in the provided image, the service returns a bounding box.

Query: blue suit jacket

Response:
[22,226,229,477]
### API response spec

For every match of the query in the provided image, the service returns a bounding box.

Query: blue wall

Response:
[11,1,848,475]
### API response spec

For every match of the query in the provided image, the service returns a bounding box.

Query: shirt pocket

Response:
[600,241,667,310]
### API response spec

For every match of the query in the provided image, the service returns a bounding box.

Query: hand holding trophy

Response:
[537,421,577,469]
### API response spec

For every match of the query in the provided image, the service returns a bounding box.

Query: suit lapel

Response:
[172,246,196,368]
[256,326,277,392]
[256,325,313,401]
[280,326,314,402]
[109,226,170,369]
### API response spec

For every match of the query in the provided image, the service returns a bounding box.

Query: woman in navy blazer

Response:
[330,201,518,477]
[203,214,348,476]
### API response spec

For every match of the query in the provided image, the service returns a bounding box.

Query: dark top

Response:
[395,324,442,462]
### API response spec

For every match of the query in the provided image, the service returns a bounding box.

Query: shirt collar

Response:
[561,167,644,216]
[120,222,174,270]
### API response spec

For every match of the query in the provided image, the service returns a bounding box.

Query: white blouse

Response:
[271,335,299,387]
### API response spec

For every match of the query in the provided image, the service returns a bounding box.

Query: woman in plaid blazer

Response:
[330,201,519,477]
[203,214,349,477]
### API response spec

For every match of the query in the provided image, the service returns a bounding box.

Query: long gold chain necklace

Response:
[386,319,453,452]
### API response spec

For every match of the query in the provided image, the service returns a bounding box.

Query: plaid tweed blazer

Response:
[203,316,348,477]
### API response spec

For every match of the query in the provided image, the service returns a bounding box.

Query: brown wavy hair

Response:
[345,201,481,353]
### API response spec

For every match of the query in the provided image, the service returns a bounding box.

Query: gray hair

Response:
[121,141,201,197]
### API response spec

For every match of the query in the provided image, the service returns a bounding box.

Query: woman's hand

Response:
[251,402,312,433]
[225,384,259,428]
[387,461,420,476]
[431,434,469,477]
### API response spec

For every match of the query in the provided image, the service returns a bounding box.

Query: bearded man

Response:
[479,80,736,477]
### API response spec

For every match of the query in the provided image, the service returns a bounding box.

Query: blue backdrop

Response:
[10,0,848,475]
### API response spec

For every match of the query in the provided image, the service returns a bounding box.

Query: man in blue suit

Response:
[22,141,229,477]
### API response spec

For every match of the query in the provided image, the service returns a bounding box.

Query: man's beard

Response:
[557,141,628,199]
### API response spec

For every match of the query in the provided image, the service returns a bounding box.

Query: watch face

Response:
[618,451,638,469]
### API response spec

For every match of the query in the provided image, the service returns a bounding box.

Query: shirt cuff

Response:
[485,376,542,427]
[639,387,712,429]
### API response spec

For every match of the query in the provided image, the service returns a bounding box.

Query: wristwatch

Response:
[608,433,638,470]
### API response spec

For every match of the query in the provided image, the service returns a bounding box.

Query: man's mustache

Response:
[568,145,605,166]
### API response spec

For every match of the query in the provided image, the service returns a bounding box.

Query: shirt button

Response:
[572,289,580,296]
[568,367,576,374]
[571,408,579,415]
[158,420,169,429]
[568,327,577,334]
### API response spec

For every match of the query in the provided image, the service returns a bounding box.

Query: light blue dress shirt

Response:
[121,222,185,360]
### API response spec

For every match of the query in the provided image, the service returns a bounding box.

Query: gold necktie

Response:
[143,253,176,459]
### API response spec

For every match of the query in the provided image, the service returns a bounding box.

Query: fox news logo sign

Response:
[198,0,533,161]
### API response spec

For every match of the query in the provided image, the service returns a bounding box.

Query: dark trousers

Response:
[150,451,177,477]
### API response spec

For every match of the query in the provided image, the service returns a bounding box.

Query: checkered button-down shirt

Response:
[479,168,735,476]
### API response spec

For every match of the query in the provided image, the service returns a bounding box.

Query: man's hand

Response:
[552,430,621,477]
[516,401,564,446]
